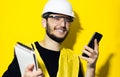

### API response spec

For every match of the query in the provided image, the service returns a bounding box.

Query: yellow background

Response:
[0,0,119,77]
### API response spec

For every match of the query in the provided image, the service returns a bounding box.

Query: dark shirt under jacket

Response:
[2,42,83,77]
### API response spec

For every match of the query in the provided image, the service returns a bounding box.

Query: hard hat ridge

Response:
[42,0,74,17]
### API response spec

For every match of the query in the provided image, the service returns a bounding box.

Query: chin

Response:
[56,35,65,38]
[55,32,68,38]
[46,30,68,43]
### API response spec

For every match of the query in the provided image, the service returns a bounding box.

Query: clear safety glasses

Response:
[47,15,73,24]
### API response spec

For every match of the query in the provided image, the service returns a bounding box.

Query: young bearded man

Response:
[3,0,99,77]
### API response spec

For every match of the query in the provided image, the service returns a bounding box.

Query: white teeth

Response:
[56,29,64,33]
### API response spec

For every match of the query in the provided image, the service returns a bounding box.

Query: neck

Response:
[39,34,60,52]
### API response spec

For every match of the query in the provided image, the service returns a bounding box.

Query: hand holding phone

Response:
[82,32,103,57]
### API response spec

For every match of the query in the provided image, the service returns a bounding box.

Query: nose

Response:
[59,18,66,27]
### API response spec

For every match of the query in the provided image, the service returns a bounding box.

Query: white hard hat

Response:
[42,0,74,17]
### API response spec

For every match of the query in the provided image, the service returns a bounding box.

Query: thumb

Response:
[25,64,34,72]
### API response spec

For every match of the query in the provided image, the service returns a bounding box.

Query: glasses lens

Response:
[48,16,73,23]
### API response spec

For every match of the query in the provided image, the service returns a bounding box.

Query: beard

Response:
[46,23,69,43]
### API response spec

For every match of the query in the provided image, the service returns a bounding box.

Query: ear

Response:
[42,18,47,28]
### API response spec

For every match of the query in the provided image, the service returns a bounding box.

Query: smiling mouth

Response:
[55,29,68,35]
[55,27,67,33]
[56,29,65,33]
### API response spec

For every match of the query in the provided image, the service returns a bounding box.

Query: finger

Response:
[84,46,94,53]
[25,64,34,72]
[33,69,44,77]
[94,39,99,54]
[37,69,43,75]
[82,50,91,57]
[79,55,89,62]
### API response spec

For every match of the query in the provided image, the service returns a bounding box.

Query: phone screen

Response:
[82,32,103,57]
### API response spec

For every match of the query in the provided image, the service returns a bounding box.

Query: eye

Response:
[53,16,61,21]
[63,16,73,22]
[66,18,70,22]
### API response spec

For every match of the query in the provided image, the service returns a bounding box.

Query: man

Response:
[3,0,99,77]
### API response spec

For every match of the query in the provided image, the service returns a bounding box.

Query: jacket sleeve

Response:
[2,55,21,77]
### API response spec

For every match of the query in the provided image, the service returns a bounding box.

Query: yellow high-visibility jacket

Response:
[32,43,80,77]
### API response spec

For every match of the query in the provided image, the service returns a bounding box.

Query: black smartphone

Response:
[82,32,103,57]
